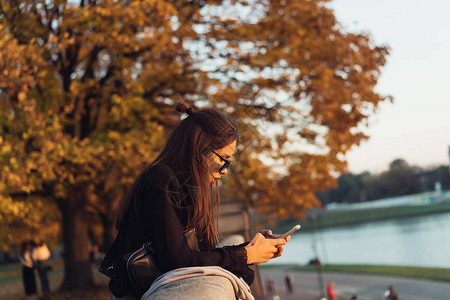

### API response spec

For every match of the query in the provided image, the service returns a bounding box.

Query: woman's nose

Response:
[220,168,228,175]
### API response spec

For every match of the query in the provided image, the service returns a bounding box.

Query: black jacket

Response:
[102,164,254,297]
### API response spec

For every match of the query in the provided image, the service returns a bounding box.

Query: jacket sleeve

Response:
[139,165,254,285]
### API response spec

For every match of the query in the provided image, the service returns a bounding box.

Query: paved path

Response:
[259,266,450,300]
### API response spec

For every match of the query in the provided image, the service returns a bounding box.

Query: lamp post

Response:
[448,146,450,176]
[310,209,324,298]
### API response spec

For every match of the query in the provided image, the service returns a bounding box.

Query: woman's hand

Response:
[259,229,291,259]
[260,229,292,242]
[244,233,287,264]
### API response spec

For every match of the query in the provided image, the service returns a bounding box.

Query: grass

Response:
[259,263,450,283]
[0,259,110,300]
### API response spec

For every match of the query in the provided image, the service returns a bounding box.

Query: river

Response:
[268,211,450,268]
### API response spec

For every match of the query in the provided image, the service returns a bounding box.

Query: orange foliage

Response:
[0,0,390,247]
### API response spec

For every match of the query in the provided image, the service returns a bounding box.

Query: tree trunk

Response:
[58,185,95,290]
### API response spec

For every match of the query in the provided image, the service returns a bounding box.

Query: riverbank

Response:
[260,263,450,283]
[259,265,450,300]
[274,201,450,232]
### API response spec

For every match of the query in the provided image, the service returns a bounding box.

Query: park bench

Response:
[218,198,264,300]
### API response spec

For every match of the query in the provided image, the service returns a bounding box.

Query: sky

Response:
[327,0,450,174]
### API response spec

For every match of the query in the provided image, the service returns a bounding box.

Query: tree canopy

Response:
[0,0,390,289]
[317,160,450,205]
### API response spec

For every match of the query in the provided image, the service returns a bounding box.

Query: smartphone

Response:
[280,224,301,239]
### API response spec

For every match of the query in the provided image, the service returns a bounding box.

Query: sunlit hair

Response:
[116,102,238,247]
[20,241,31,256]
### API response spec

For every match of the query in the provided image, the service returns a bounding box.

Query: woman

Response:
[384,285,399,300]
[31,240,51,297]
[19,241,38,300]
[101,103,288,299]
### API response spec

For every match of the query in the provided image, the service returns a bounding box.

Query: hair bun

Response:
[175,102,194,115]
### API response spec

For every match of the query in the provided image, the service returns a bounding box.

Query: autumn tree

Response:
[0,0,390,290]
[202,0,390,221]
[0,0,193,289]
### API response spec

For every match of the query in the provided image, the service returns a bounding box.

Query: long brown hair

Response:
[116,102,238,247]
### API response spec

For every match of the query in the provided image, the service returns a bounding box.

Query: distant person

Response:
[384,285,399,300]
[284,271,294,294]
[326,281,337,300]
[31,240,51,297]
[265,274,275,296]
[308,257,321,265]
[19,241,38,300]
[89,244,104,263]
[351,295,359,300]
[315,257,321,265]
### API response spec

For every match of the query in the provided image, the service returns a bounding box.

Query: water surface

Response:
[268,212,450,268]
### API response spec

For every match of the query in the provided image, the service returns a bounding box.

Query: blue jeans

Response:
[111,276,236,300]
[36,263,50,295]
[142,276,236,300]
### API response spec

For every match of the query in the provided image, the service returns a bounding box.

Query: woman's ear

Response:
[196,155,205,166]
[201,147,210,155]
[197,152,210,167]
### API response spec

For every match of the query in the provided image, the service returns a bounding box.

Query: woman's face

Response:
[207,140,237,184]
